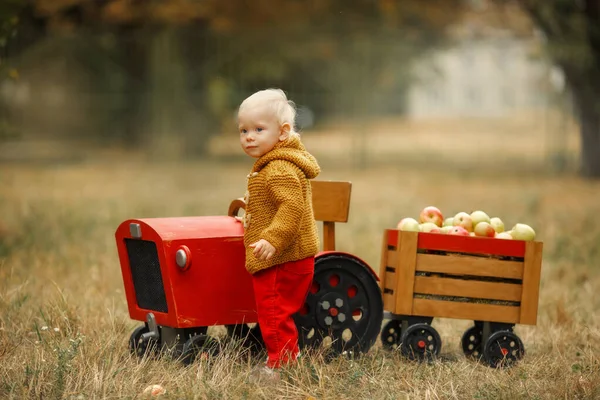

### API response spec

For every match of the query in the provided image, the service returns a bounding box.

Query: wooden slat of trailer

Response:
[379,231,389,286]
[412,298,520,324]
[394,231,418,315]
[519,241,544,325]
[383,293,395,312]
[416,254,524,279]
[387,249,399,271]
[384,271,397,291]
[413,276,522,302]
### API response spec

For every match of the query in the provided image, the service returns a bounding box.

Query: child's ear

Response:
[279,123,291,141]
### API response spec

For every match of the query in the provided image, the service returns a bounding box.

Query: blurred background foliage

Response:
[0,0,598,177]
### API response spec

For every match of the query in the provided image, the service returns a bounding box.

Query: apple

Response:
[510,223,536,241]
[419,206,444,227]
[448,226,470,236]
[440,226,453,234]
[489,217,505,233]
[470,210,491,228]
[419,222,439,233]
[453,212,474,232]
[143,385,166,396]
[430,227,443,234]
[474,221,496,238]
[397,217,420,232]
[495,232,513,239]
[443,217,454,227]
[469,232,476,236]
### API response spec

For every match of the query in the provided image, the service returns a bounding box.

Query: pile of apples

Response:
[397,206,536,241]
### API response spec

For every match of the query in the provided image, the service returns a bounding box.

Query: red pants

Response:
[251,257,314,369]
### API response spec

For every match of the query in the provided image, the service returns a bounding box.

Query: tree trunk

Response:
[579,105,600,178]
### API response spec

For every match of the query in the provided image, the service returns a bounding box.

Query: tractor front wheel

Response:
[129,324,159,359]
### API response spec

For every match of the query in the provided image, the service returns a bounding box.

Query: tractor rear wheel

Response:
[294,254,383,358]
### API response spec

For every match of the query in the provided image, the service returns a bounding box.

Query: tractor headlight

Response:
[175,246,191,270]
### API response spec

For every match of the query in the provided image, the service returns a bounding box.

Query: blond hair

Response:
[238,88,300,138]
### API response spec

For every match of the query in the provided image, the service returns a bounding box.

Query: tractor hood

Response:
[116,216,244,242]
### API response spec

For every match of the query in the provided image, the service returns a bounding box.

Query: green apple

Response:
[490,217,505,233]
[474,221,496,237]
[397,217,420,232]
[511,223,536,241]
[495,232,513,239]
[443,217,454,227]
[419,222,439,233]
[440,226,453,234]
[470,210,491,229]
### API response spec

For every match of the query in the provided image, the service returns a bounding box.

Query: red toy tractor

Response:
[115,181,384,364]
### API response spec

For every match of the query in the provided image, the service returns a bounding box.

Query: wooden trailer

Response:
[379,229,543,367]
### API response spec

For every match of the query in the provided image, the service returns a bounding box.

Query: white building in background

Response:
[407,34,551,118]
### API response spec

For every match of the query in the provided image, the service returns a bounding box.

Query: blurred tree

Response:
[0,1,22,52]
[0,0,24,140]
[6,0,467,157]
[516,0,600,178]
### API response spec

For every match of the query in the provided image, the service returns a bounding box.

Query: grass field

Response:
[1,116,599,399]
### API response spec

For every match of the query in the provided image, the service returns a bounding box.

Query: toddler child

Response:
[237,88,320,381]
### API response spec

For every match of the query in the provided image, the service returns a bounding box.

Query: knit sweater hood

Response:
[251,135,320,179]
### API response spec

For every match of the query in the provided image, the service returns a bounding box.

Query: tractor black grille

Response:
[125,239,168,313]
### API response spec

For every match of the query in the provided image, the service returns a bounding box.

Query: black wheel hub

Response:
[129,324,159,359]
[314,292,352,331]
[400,323,442,361]
[381,320,403,350]
[483,330,525,368]
[461,325,483,360]
[293,254,383,356]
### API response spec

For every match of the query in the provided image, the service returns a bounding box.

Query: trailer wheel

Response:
[400,323,441,361]
[380,320,403,350]
[483,330,524,368]
[294,254,383,357]
[461,325,484,360]
[181,334,221,366]
[129,324,159,359]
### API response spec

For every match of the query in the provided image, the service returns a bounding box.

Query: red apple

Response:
[474,221,496,238]
[397,217,420,232]
[430,227,443,234]
[448,226,470,236]
[453,212,474,232]
[419,206,444,227]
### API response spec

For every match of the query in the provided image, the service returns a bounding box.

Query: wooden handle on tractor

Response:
[228,198,246,218]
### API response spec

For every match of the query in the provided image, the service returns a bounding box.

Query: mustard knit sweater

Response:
[242,135,321,274]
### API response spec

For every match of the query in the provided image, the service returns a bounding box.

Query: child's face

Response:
[238,106,288,158]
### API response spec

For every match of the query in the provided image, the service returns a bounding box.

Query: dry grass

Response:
[1,122,599,399]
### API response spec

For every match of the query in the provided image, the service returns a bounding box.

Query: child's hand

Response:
[249,239,276,261]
